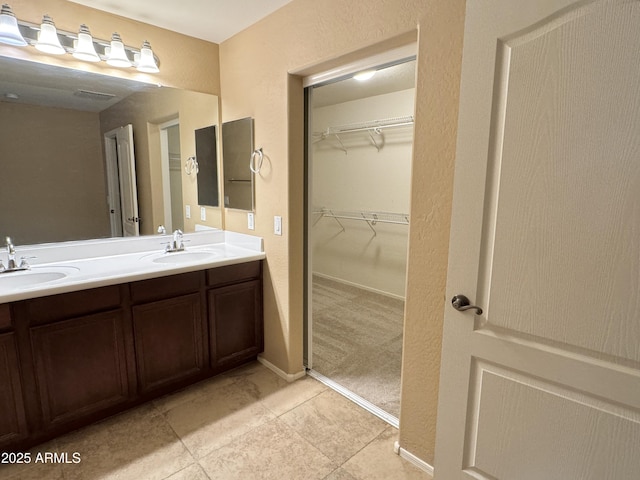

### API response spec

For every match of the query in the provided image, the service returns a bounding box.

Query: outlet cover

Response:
[185,205,191,219]
[200,207,206,221]
[248,212,255,230]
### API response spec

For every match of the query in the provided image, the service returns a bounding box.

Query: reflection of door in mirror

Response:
[159,120,184,232]
[104,125,139,237]
[222,117,254,211]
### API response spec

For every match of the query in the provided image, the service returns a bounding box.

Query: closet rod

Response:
[313,209,409,236]
[317,115,414,137]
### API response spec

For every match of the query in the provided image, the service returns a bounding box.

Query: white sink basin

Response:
[148,250,220,264]
[0,269,74,289]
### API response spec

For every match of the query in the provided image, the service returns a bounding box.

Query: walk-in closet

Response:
[305,57,416,424]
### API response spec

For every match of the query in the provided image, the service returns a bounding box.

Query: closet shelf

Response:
[313,208,409,236]
[313,115,414,153]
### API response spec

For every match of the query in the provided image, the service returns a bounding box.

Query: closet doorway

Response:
[305,56,416,425]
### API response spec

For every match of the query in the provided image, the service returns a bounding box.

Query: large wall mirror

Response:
[0,56,221,246]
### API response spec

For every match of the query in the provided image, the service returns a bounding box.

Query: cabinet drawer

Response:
[23,286,122,326]
[206,261,261,287]
[0,304,11,330]
[130,271,203,304]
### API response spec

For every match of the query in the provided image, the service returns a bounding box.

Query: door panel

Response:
[486,1,640,361]
[468,362,640,480]
[435,1,640,478]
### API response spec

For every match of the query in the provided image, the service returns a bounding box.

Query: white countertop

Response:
[0,230,265,303]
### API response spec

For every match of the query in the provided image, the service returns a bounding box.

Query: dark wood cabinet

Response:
[209,279,263,368]
[30,310,132,430]
[133,293,206,394]
[3,260,263,451]
[0,332,28,448]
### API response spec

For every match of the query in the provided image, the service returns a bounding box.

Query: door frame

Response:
[302,45,417,428]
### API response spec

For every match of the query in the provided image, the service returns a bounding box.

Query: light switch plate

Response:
[185,205,191,219]
[248,212,255,230]
[274,215,282,236]
[200,207,206,221]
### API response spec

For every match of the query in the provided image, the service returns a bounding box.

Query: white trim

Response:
[312,271,406,301]
[307,368,399,428]
[159,118,180,231]
[302,44,417,88]
[393,441,434,476]
[257,355,306,383]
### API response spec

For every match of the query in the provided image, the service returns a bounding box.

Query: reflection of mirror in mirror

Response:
[222,117,254,211]
[0,56,221,246]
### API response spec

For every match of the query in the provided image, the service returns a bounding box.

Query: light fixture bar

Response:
[11,18,160,71]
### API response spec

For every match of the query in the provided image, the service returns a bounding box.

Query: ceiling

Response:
[67,0,294,44]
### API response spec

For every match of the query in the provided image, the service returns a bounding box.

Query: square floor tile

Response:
[280,389,388,464]
[199,419,335,480]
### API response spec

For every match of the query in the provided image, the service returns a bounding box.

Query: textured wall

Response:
[220,0,466,465]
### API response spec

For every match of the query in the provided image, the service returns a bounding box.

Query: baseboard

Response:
[312,272,405,301]
[393,441,434,476]
[257,355,306,383]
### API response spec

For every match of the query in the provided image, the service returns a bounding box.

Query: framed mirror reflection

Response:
[0,55,221,245]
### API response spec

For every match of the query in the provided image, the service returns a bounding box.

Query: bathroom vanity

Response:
[0,230,264,452]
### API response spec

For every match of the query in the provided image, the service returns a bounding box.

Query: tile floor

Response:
[1,362,431,480]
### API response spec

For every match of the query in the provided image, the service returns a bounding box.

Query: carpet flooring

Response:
[311,275,404,418]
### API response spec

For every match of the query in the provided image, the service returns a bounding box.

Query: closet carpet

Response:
[311,275,404,418]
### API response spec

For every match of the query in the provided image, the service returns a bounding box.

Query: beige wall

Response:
[0,103,108,244]
[220,0,466,464]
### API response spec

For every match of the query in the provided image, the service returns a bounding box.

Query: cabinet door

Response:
[208,280,263,368]
[0,333,28,447]
[30,310,131,429]
[132,293,206,394]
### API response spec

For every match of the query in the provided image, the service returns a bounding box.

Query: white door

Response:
[105,125,139,237]
[434,1,640,479]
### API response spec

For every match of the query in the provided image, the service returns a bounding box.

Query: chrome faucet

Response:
[6,236,16,269]
[0,237,31,273]
[165,229,185,252]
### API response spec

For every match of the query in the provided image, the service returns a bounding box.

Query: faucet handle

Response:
[19,256,35,269]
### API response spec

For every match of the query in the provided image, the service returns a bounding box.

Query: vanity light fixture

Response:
[0,3,26,46]
[72,24,100,62]
[35,15,64,54]
[0,5,161,73]
[353,69,376,82]
[134,40,159,73]
[105,32,131,67]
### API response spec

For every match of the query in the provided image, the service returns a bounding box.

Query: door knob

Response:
[451,295,483,315]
